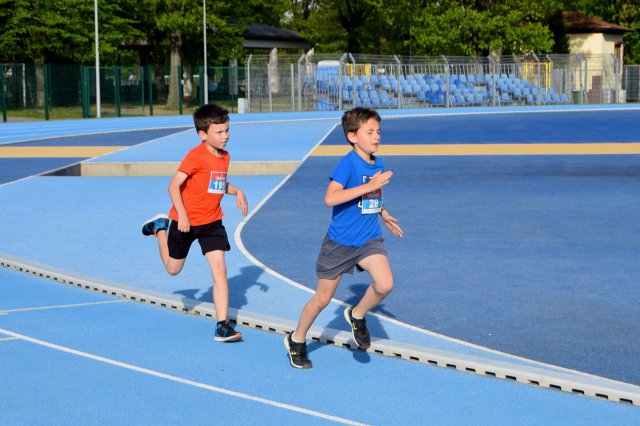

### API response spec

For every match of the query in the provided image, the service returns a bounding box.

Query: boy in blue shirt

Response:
[285,107,403,368]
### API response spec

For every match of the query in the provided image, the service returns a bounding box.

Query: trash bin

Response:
[572,91,582,104]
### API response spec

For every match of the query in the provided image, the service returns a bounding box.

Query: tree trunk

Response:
[35,64,45,108]
[166,34,182,109]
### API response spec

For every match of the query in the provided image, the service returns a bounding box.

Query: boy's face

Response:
[198,121,230,152]
[347,118,381,156]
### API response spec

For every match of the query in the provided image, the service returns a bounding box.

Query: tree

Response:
[410,0,555,56]
[0,0,144,108]
[154,0,202,109]
[285,0,393,54]
[0,0,144,64]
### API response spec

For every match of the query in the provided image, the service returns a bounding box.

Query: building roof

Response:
[563,10,634,35]
[243,23,312,50]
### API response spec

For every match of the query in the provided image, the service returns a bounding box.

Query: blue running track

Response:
[1,106,639,424]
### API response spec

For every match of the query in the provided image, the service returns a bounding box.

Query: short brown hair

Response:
[341,107,381,145]
[193,104,229,133]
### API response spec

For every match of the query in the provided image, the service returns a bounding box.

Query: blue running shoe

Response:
[141,214,170,236]
[214,320,242,342]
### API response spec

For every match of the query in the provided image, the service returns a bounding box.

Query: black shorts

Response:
[315,236,387,279]
[167,220,230,259]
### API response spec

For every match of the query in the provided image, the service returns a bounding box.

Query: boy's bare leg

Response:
[352,254,394,318]
[205,250,229,322]
[156,230,185,276]
[292,275,341,342]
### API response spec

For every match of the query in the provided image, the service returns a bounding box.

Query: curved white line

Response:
[233,114,628,383]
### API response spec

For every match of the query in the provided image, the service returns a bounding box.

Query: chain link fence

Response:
[0,54,632,122]
[245,53,627,112]
[623,65,640,102]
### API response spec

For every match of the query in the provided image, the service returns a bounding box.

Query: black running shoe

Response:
[284,333,312,369]
[214,320,242,342]
[344,306,371,350]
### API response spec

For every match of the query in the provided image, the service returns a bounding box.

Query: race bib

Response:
[360,175,382,214]
[208,171,227,194]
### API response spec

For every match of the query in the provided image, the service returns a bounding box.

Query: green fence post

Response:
[139,66,144,115]
[114,66,121,117]
[44,64,50,120]
[1,64,7,123]
[147,65,154,116]
[81,66,89,118]
[178,65,183,115]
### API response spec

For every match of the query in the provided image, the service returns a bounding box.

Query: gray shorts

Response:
[316,236,387,279]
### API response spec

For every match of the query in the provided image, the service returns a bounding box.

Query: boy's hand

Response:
[367,170,393,191]
[236,189,248,216]
[177,215,191,233]
[381,209,403,238]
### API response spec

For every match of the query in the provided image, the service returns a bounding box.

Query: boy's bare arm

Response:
[168,171,190,232]
[324,170,393,207]
[226,182,248,216]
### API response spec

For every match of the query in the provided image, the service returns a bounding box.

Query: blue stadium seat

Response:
[500,93,512,104]
[380,76,391,90]
[379,90,391,106]
[369,92,381,107]
[464,93,475,105]
[452,94,465,106]
[513,88,524,102]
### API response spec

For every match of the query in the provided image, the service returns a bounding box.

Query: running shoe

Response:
[214,320,242,342]
[344,306,371,350]
[284,333,312,369]
[141,214,170,236]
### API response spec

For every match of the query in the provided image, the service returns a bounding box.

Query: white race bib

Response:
[360,175,382,214]
[208,171,227,194]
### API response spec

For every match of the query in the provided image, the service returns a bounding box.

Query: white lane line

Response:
[0,299,129,314]
[0,328,368,426]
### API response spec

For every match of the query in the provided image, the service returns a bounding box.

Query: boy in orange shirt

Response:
[142,104,248,342]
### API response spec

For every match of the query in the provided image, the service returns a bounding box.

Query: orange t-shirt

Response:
[168,142,230,226]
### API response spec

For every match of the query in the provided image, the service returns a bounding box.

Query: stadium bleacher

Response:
[321,70,570,110]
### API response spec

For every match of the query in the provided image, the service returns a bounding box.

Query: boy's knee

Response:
[166,265,182,276]
[312,293,332,309]
[374,279,393,296]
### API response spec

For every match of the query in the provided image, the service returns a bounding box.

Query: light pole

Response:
[94,0,101,117]
[203,0,208,104]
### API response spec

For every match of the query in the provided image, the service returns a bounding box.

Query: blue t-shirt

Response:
[327,150,384,247]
